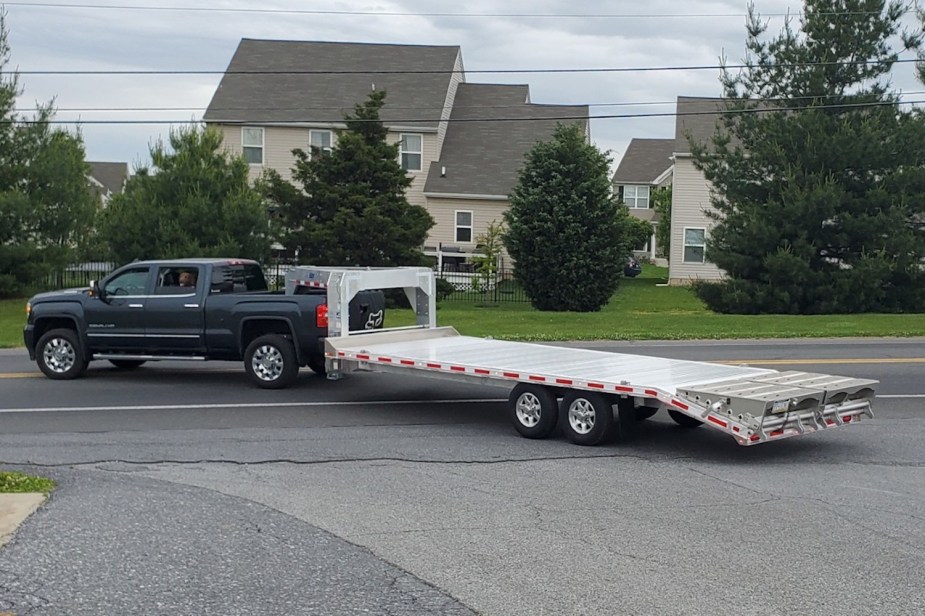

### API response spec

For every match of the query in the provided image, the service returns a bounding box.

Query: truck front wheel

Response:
[244,334,299,389]
[509,384,558,439]
[36,328,88,380]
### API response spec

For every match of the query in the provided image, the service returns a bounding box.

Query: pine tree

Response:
[692,0,925,313]
[504,123,633,312]
[264,90,434,267]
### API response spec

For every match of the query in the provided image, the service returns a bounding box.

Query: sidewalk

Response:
[0,493,45,548]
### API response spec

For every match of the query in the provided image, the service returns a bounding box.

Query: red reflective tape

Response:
[732,426,740,433]
[426,363,442,369]
[357,354,370,361]
[337,352,346,357]
[770,429,784,437]
[451,366,466,372]
[707,416,728,428]
[503,372,520,379]
[474,368,490,375]
[672,399,689,411]
[378,357,392,363]
[615,386,633,393]
[400,360,415,366]
[589,383,604,389]
[749,434,761,442]
[556,378,573,385]
[826,419,836,426]
[529,375,546,382]
[842,416,853,423]
[644,389,658,397]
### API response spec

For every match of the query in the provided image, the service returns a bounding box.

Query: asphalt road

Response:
[0,338,923,615]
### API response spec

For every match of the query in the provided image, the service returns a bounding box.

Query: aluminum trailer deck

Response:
[288,266,877,447]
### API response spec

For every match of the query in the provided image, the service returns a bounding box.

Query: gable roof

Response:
[203,39,461,130]
[423,83,588,197]
[612,138,674,184]
[88,161,128,195]
[675,96,728,154]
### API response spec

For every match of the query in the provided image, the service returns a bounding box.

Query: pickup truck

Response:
[23,258,385,389]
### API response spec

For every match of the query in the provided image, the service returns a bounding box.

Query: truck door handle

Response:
[184,304,200,308]
[129,303,143,309]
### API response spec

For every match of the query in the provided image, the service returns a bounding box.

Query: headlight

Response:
[25,302,31,317]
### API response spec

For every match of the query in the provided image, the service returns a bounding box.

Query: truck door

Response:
[144,265,205,352]
[84,265,152,351]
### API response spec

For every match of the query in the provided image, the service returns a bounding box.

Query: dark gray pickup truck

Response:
[23,258,384,388]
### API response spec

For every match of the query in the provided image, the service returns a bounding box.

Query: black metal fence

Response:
[39,262,531,304]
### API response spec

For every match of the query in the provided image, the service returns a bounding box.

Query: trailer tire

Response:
[561,391,613,446]
[668,409,703,428]
[109,359,146,370]
[36,328,88,380]
[244,334,299,389]
[635,406,659,421]
[509,384,558,439]
[307,355,327,376]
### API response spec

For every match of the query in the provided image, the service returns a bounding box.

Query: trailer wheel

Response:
[560,391,613,446]
[509,384,558,439]
[109,359,146,370]
[36,328,88,380]
[635,406,658,421]
[668,409,703,428]
[244,334,299,389]
[307,355,327,376]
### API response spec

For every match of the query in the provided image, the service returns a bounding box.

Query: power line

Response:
[18,57,924,76]
[8,98,923,125]
[1,2,889,19]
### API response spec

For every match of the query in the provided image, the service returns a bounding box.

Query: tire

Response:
[668,409,704,428]
[307,355,327,376]
[635,406,659,421]
[509,384,558,439]
[109,359,146,370]
[560,391,614,446]
[244,334,299,389]
[36,328,88,380]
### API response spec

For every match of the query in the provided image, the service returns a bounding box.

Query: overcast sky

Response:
[6,0,924,173]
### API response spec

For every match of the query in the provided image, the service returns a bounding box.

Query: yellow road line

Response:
[713,358,925,365]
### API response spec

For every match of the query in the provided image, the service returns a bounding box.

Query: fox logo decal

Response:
[365,309,384,329]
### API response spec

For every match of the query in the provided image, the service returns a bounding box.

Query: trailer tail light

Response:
[316,303,329,329]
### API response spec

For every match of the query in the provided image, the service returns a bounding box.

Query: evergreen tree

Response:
[0,10,96,297]
[100,126,270,262]
[692,0,925,313]
[263,90,434,266]
[504,123,633,312]
[652,186,672,258]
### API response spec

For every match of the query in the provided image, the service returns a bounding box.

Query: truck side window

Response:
[103,267,149,296]
[156,267,197,294]
[211,264,269,293]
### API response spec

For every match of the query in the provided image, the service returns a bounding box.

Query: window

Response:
[242,127,264,165]
[455,211,473,243]
[622,185,650,208]
[155,267,198,294]
[103,267,149,296]
[310,130,333,156]
[400,133,422,171]
[210,264,268,294]
[683,228,706,263]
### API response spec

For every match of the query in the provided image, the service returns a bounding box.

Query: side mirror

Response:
[90,280,107,302]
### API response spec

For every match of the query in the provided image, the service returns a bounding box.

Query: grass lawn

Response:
[0,470,55,494]
[3,268,924,348]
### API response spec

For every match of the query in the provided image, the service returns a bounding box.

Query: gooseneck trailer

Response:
[287,266,877,447]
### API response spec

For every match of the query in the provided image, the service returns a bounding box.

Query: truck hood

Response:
[29,287,91,303]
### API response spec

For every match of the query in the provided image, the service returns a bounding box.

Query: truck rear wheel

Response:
[560,391,613,446]
[244,334,299,389]
[36,328,88,380]
[668,409,703,428]
[509,384,558,439]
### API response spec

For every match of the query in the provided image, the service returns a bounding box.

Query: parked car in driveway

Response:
[624,256,642,278]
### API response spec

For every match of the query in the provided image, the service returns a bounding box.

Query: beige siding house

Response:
[611,138,674,261]
[203,39,589,265]
[668,96,726,285]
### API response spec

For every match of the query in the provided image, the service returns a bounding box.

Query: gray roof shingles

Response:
[675,96,727,153]
[88,161,128,195]
[423,83,588,197]
[611,138,674,184]
[203,39,461,130]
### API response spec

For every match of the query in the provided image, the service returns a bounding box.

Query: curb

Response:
[0,493,45,548]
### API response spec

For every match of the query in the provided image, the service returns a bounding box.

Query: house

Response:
[668,96,726,285]
[87,161,129,206]
[611,138,674,261]
[203,39,589,266]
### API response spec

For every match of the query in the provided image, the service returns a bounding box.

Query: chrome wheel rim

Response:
[252,345,284,381]
[515,392,542,428]
[567,398,595,435]
[43,337,77,373]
